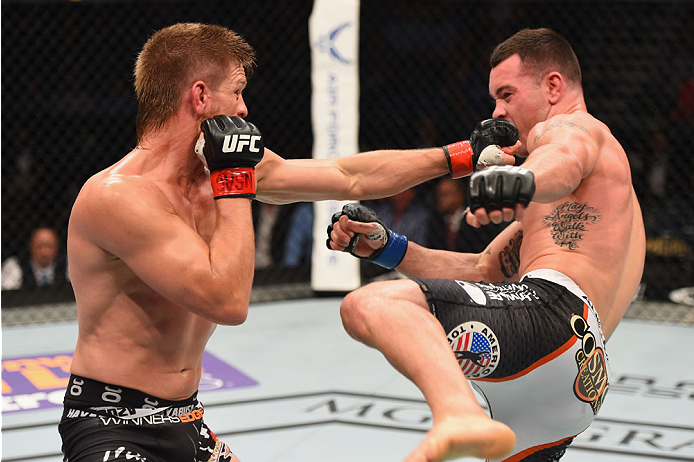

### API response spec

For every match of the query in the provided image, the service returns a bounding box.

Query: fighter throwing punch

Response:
[328,28,646,462]
[60,22,519,462]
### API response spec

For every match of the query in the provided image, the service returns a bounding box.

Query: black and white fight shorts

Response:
[59,374,233,462]
[414,269,611,462]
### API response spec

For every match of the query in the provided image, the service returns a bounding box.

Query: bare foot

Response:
[404,414,515,462]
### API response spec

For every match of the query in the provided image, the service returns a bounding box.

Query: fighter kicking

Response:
[327,28,645,462]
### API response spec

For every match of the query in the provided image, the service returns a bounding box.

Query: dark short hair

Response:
[490,28,582,86]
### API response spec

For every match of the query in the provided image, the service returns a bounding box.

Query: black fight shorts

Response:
[59,375,233,462]
[413,269,610,462]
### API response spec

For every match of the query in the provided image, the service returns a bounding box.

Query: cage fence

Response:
[1,0,693,325]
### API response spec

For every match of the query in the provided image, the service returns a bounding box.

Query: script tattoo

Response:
[534,120,590,144]
[498,230,523,278]
[542,202,600,250]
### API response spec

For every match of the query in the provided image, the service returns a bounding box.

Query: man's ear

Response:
[190,80,209,116]
[546,72,563,105]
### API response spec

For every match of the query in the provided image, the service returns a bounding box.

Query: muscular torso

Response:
[68,150,218,400]
[518,113,645,338]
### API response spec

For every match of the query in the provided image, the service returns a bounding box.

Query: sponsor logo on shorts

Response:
[455,280,540,305]
[65,407,205,426]
[207,439,233,462]
[102,446,147,461]
[200,427,233,462]
[571,314,609,414]
[447,322,500,378]
[455,281,487,305]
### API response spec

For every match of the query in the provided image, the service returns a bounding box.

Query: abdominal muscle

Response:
[70,297,217,401]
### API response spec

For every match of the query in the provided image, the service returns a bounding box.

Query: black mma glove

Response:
[197,115,264,199]
[442,119,519,178]
[326,203,408,269]
[468,166,535,213]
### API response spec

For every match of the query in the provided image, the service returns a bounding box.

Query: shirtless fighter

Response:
[327,28,646,462]
[58,23,518,461]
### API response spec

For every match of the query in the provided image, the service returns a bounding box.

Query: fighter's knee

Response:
[341,280,425,342]
[340,288,373,339]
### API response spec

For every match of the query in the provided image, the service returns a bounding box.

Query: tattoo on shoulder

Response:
[542,202,600,250]
[498,230,523,278]
[534,120,590,143]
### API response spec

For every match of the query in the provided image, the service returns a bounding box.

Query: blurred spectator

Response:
[281,202,314,267]
[1,226,69,290]
[638,124,694,301]
[254,203,281,269]
[252,202,298,269]
[671,78,694,125]
[373,187,431,247]
[646,129,671,201]
[428,178,467,251]
[429,177,509,253]
[415,116,442,148]
[669,79,694,200]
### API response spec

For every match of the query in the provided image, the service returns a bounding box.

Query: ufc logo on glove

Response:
[222,134,262,153]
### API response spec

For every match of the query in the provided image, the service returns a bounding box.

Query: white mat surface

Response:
[2,298,693,461]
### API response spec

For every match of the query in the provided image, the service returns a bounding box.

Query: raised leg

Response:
[340,279,515,461]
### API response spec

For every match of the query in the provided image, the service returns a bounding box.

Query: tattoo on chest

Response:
[542,202,601,250]
[534,120,590,143]
[498,230,523,278]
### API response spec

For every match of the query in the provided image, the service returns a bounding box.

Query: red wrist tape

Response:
[443,140,474,179]
[210,168,256,199]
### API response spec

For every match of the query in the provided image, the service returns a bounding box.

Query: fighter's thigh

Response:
[61,428,155,462]
[340,279,429,337]
[341,278,428,312]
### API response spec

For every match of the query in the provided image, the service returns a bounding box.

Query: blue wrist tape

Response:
[370,230,408,269]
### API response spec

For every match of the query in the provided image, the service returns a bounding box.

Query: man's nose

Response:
[237,96,248,118]
[492,101,507,120]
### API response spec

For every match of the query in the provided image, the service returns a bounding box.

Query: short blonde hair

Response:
[134,23,255,142]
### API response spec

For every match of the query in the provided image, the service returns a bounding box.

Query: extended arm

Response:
[255,147,448,204]
[255,119,520,204]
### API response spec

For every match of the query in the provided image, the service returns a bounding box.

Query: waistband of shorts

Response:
[521,269,588,301]
[64,374,198,410]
